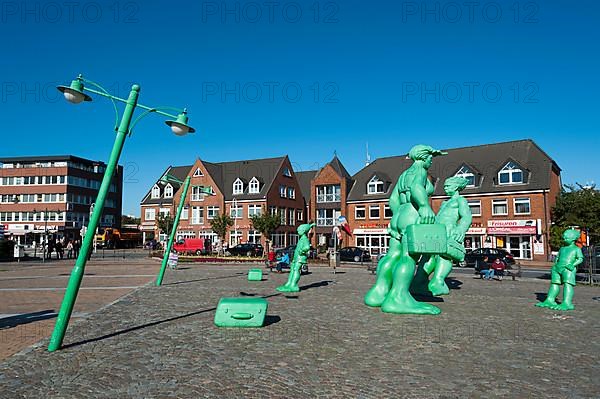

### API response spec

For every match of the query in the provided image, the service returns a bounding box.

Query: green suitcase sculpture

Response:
[214,297,268,328]
[248,268,263,281]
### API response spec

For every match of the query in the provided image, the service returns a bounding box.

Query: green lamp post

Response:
[48,75,196,352]
[155,174,214,286]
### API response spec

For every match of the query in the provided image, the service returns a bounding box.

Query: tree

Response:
[156,214,174,238]
[550,184,600,249]
[210,214,233,255]
[122,215,141,225]
[250,211,281,254]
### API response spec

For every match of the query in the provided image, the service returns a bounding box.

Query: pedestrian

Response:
[55,240,64,260]
[66,240,74,259]
[73,239,80,258]
[47,239,55,260]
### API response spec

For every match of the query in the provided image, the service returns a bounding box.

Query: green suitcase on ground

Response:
[214,297,268,328]
[406,224,447,255]
[248,268,263,281]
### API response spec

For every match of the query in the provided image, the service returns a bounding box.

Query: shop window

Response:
[492,199,508,216]
[468,200,481,216]
[514,197,531,215]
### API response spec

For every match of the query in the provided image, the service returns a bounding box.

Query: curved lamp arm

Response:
[128,106,183,137]
[80,77,120,131]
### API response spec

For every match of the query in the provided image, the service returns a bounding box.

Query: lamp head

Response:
[57,75,92,104]
[166,108,195,136]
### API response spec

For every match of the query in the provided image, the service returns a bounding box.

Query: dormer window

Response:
[499,161,524,185]
[193,168,203,177]
[151,185,160,199]
[249,177,260,194]
[233,178,244,194]
[283,167,292,177]
[455,166,476,187]
[164,184,173,198]
[367,176,385,194]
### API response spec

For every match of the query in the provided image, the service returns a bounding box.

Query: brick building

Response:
[140,156,306,249]
[346,140,561,262]
[0,155,123,245]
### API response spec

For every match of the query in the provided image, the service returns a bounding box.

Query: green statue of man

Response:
[536,229,583,311]
[364,144,447,314]
[276,223,315,293]
[412,176,472,296]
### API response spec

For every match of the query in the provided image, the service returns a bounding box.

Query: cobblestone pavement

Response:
[0,264,599,398]
[0,256,158,360]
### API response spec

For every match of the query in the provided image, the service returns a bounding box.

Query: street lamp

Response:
[48,74,196,352]
[155,174,214,286]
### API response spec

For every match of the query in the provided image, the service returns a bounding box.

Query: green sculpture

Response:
[412,176,472,296]
[536,229,583,311]
[364,145,447,314]
[276,223,315,293]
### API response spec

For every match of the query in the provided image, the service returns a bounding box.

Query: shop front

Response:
[464,226,486,251]
[354,227,390,257]
[486,219,540,260]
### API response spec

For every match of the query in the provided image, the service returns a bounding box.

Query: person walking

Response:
[73,239,80,258]
[66,241,74,259]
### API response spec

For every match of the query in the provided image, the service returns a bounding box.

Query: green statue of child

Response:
[535,229,583,311]
[276,223,315,293]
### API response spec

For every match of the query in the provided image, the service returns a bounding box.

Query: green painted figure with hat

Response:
[536,228,583,310]
[277,222,315,293]
[364,144,447,314]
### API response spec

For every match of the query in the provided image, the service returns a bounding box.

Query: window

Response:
[145,209,156,221]
[384,205,393,219]
[468,200,482,216]
[249,177,260,194]
[159,208,170,217]
[151,185,160,199]
[317,209,340,226]
[355,206,366,219]
[230,230,242,246]
[230,204,243,219]
[287,187,295,199]
[492,199,508,215]
[248,230,261,243]
[207,206,219,219]
[191,186,205,201]
[367,176,385,194]
[248,204,262,217]
[279,185,287,198]
[288,208,295,225]
[499,161,524,185]
[193,168,203,177]
[317,185,341,203]
[455,166,475,187]
[280,208,287,225]
[192,206,204,224]
[269,206,277,216]
[164,184,173,198]
[514,197,531,215]
[233,178,244,194]
[369,205,380,219]
[181,207,189,219]
[297,209,303,221]
[283,167,292,177]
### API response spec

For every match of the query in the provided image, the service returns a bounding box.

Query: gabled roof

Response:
[140,165,192,205]
[295,170,318,202]
[348,139,560,201]
[328,155,352,180]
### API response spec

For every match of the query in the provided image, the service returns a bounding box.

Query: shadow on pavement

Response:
[264,315,281,326]
[447,278,463,290]
[62,307,218,350]
[164,273,245,286]
[535,292,548,301]
[0,310,56,329]
[300,280,333,291]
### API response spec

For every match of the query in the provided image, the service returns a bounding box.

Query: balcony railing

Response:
[316,218,335,227]
[316,194,341,203]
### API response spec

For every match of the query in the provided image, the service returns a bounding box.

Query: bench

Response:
[475,264,522,281]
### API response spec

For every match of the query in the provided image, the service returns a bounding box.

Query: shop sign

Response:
[487,220,536,227]
[487,219,537,234]
[353,228,388,235]
[467,227,486,235]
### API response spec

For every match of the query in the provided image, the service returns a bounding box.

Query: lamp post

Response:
[48,75,195,352]
[155,175,214,286]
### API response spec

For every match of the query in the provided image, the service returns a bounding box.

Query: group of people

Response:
[41,237,81,260]
[477,256,507,280]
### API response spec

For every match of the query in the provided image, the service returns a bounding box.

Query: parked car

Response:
[461,248,516,268]
[339,246,371,262]
[144,239,161,250]
[226,243,264,257]
[173,238,211,255]
[275,245,317,260]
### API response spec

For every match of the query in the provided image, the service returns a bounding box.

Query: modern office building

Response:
[0,155,123,245]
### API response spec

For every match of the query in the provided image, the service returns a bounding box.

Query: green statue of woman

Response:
[364,145,447,314]
[536,229,583,311]
[276,223,315,293]
[412,176,472,296]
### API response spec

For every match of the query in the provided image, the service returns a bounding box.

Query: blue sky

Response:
[1,0,598,215]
